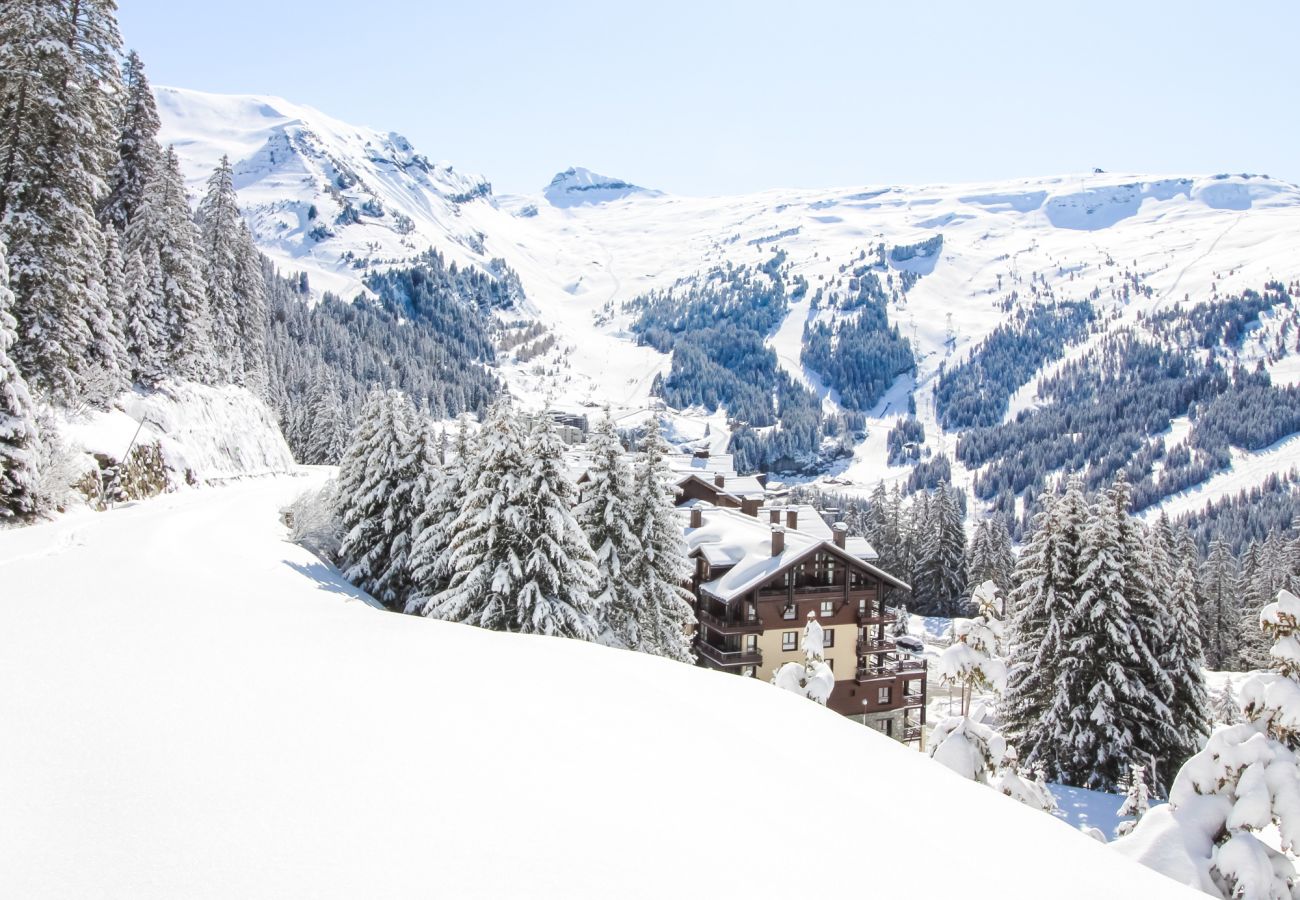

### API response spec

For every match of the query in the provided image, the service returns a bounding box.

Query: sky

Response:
[119,0,1300,196]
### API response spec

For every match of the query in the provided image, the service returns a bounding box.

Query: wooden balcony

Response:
[898,659,926,673]
[901,692,925,708]
[901,726,923,743]
[854,664,897,683]
[856,637,894,655]
[696,640,763,668]
[856,609,897,626]
[695,608,763,635]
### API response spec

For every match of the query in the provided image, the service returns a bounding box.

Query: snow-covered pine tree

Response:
[301,374,350,465]
[576,411,644,649]
[1118,589,1300,899]
[195,156,244,383]
[771,614,835,705]
[423,402,601,639]
[122,242,165,386]
[407,414,479,612]
[100,49,161,232]
[937,580,1007,716]
[1061,474,1175,792]
[233,221,269,397]
[1114,764,1151,838]
[127,146,212,384]
[627,416,696,662]
[891,602,911,638]
[335,388,420,611]
[1200,538,1241,670]
[0,236,41,519]
[1003,476,1086,783]
[1240,533,1288,671]
[920,482,967,616]
[1162,543,1210,772]
[0,0,123,402]
[1210,680,1243,726]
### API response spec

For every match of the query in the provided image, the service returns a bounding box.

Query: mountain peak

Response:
[543,166,659,208]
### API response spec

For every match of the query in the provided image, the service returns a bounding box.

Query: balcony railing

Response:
[695,608,763,635]
[856,609,898,625]
[901,692,925,708]
[901,726,923,742]
[899,659,926,673]
[696,641,763,668]
[856,637,893,655]
[854,665,897,683]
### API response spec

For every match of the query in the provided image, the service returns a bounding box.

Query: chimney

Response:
[689,506,703,528]
[771,524,785,557]
[714,473,725,488]
[768,508,781,525]
[833,522,847,549]
[786,509,798,531]
[741,497,760,517]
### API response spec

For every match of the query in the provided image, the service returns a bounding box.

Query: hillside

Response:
[0,470,1199,899]
[158,87,1300,527]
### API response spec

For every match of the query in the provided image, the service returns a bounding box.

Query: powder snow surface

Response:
[0,473,1198,898]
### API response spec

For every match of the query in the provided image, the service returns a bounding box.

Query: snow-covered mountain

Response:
[158,86,1300,522]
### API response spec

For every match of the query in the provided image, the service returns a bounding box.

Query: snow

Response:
[60,381,295,486]
[0,473,1202,898]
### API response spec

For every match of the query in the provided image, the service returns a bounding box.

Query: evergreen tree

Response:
[1199,538,1240,670]
[335,388,420,611]
[122,241,164,385]
[1114,764,1151,838]
[0,0,123,402]
[300,373,349,464]
[1061,475,1175,791]
[576,411,643,649]
[407,414,478,610]
[919,482,967,616]
[771,614,835,705]
[423,401,601,639]
[234,220,268,396]
[1210,680,1243,726]
[1163,547,1210,770]
[0,237,40,518]
[626,417,696,662]
[145,147,211,382]
[195,156,244,383]
[89,222,128,397]
[100,49,160,232]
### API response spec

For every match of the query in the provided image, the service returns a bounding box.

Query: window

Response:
[824,658,834,672]
[823,628,835,648]
[820,600,834,618]
[877,686,891,705]
[782,603,796,621]
[782,631,798,651]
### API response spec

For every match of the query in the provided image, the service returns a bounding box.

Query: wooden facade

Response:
[684,511,927,744]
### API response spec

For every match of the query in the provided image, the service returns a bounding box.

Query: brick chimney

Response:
[833,521,847,549]
[689,506,703,528]
[771,524,785,557]
[741,497,760,517]
[714,473,725,488]
[786,508,798,531]
[768,508,781,524]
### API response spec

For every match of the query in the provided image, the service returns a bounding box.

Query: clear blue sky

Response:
[119,0,1299,196]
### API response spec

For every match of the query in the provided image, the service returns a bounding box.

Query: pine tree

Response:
[1060,475,1175,792]
[0,236,41,518]
[1162,547,1210,771]
[195,156,244,383]
[0,0,123,402]
[967,516,1014,601]
[576,411,644,649]
[125,146,212,384]
[771,614,835,705]
[919,482,966,616]
[1210,680,1243,726]
[1114,764,1151,838]
[335,388,420,610]
[122,242,165,385]
[407,414,478,611]
[627,416,696,662]
[234,221,268,396]
[100,49,161,232]
[423,401,601,639]
[300,373,349,464]
[88,222,128,398]
[1200,538,1240,670]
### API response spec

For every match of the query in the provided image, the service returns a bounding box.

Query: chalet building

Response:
[677,500,927,743]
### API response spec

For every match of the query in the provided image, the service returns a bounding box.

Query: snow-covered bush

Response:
[936,580,1007,716]
[772,614,835,705]
[1115,589,1300,899]
[1115,764,1151,838]
[929,710,1009,783]
[285,480,343,561]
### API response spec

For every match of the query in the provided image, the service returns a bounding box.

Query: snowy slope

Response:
[0,472,1199,899]
[158,87,1300,513]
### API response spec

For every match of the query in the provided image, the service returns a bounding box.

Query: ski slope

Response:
[0,474,1198,899]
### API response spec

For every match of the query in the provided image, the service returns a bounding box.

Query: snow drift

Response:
[0,472,1199,898]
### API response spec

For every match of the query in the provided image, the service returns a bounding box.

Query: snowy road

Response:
[0,474,1200,899]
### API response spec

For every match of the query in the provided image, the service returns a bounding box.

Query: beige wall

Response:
[756,618,859,682]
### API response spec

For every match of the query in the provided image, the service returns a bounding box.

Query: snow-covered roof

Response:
[679,505,908,602]
[665,452,736,475]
